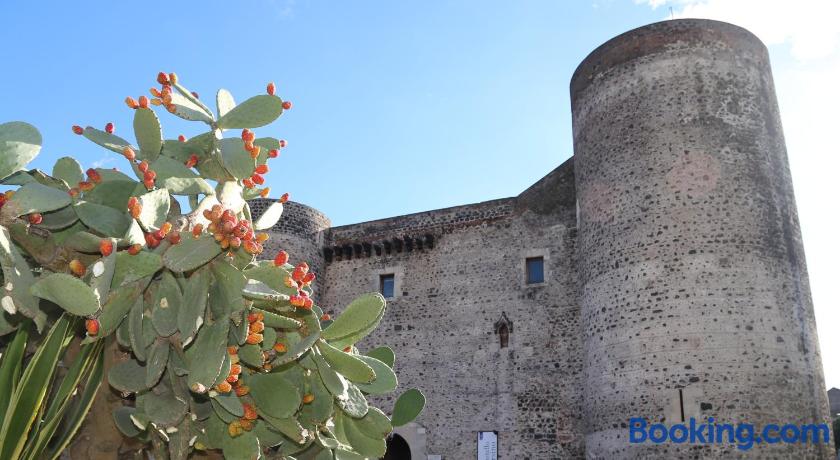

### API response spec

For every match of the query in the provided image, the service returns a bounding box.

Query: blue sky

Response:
[2,1,839,387]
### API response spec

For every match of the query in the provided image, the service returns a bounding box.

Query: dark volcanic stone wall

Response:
[572,19,831,458]
[321,161,586,459]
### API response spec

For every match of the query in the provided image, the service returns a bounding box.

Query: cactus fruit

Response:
[105,122,115,134]
[99,239,113,256]
[122,146,136,161]
[72,125,84,135]
[266,82,276,96]
[85,318,100,336]
[69,259,86,277]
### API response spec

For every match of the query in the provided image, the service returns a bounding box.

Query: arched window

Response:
[494,312,513,349]
[384,433,411,460]
[498,323,510,348]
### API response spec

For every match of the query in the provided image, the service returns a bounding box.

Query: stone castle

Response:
[251,19,832,459]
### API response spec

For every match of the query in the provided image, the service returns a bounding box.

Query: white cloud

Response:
[91,156,114,169]
[635,1,840,389]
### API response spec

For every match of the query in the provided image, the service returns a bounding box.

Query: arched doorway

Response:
[383,433,411,460]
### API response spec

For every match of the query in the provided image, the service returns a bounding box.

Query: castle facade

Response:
[252,19,832,459]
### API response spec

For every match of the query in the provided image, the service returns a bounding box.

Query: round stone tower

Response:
[572,19,831,457]
[248,198,330,299]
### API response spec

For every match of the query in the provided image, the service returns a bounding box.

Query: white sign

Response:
[477,431,497,460]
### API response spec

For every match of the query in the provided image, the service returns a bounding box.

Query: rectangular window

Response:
[526,257,544,284]
[380,274,395,298]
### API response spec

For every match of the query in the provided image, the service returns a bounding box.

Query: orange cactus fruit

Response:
[273,342,287,353]
[320,313,331,321]
[192,223,204,238]
[86,168,102,184]
[69,259,86,277]
[125,96,138,109]
[216,381,232,393]
[185,154,199,168]
[279,193,290,204]
[78,181,95,192]
[235,385,250,397]
[138,96,149,108]
[157,72,170,85]
[28,213,43,225]
[128,244,143,255]
[255,164,269,175]
[99,239,114,257]
[227,420,243,437]
[122,146,136,161]
[249,321,265,334]
[72,125,84,135]
[167,232,182,244]
[85,318,100,336]
[245,333,263,345]
[242,404,258,421]
[243,240,259,254]
[273,250,289,267]
[282,101,292,110]
[302,394,315,404]
[266,82,276,95]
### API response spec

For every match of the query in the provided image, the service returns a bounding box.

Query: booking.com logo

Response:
[629,418,831,451]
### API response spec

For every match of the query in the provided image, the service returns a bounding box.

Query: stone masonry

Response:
[251,19,832,459]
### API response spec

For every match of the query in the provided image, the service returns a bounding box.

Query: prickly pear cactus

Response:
[0,73,424,459]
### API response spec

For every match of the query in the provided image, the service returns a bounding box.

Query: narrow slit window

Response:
[498,323,510,348]
[380,274,395,298]
[526,257,544,284]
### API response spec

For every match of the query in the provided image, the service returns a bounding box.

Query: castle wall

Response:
[572,19,831,458]
[249,19,832,459]
[321,161,587,459]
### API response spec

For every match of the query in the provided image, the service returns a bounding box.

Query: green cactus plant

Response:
[0,73,424,459]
